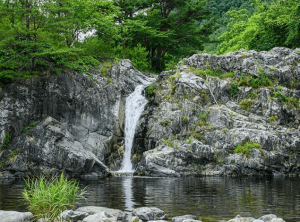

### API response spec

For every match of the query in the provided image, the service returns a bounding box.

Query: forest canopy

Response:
[0,0,299,82]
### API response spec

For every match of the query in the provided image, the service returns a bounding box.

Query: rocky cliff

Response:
[135,47,300,176]
[0,60,155,178]
[1,47,300,178]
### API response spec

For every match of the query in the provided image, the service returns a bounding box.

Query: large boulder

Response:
[0,210,33,222]
[82,212,117,222]
[61,210,89,222]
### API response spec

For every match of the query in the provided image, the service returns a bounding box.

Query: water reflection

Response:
[122,177,135,212]
[1,177,300,222]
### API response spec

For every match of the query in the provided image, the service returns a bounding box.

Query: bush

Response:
[146,83,157,99]
[239,99,253,112]
[1,133,11,150]
[22,173,86,222]
[228,83,239,96]
[234,142,261,158]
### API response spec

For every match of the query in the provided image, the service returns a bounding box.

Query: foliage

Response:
[239,99,253,112]
[218,0,300,53]
[234,142,261,158]
[10,150,20,158]
[159,120,171,127]
[186,138,193,144]
[228,83,239,96]
[182,116,188,123]
[23,123,37,132]
[238,73,272,89]
[190,67,234,79]
[146,83,157,99]
[1,133,11,150]
[0,161,5,167]
[115,0,215,72]
[269,115,278,122]
[22,172,86,222]
[273,92,299,108]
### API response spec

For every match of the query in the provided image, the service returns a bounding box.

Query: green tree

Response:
[115,0,215,72]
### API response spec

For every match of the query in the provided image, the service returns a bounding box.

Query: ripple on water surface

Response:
[1,176,300,222]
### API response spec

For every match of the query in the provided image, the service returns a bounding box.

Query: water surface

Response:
[1,176,300,222]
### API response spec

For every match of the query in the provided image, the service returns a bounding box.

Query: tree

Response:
[115,0,215,72]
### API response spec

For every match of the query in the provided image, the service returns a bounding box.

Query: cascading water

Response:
[120,85,148,172]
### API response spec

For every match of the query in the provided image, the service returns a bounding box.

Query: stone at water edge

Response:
[0,210,34,222]
[132,207,167,221]
[172,215,199,222]
[82,211,117,222]
[130,216,143,222]
[61,210,89,222]
[76,206,126,220]
[182,219,203,222]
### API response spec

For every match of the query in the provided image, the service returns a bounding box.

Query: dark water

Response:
[1,176,300,222]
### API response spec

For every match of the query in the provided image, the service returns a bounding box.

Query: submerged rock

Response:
[132,207,167,221]
[0,210,33,222]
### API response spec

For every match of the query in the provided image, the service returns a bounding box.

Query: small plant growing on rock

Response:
[269,66,275,71]
[186,138,193,144]
[205,61,210,66]
[160,120,171,127]
[222,128,226,133]
[23,122,37,132]
[239,99,253,112]
[176,73,182,79]
[269,115,278,122]
[0,161,5,167]
[107,78,113,84]
[146,83,157,99]
[234,142,261,158]
[228,83,238,96]
[194,164,203,170]
[10,150,20,158]
[194,133,201,141]
[1,133,11,150]
[248,91,258,99]
[241,52,247,58]
[277,86,283,91]
[182,116,188,123]
[101,68,107,77]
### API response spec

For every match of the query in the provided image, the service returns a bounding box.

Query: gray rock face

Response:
[135,47,300,176]
[61,210,89,222]
[0,60,155,177]
[0,210,33,222]
[76,206,126,220]
[132,207,167,221]
[172,215,199,222]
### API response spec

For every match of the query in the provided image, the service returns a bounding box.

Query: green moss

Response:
[234,142,261,158]
[0,161,5,167]
[241,52,247,58]
[239,99,253,112]
[182,116,188,123]
[100,68,107,77]
[107,78,112,84]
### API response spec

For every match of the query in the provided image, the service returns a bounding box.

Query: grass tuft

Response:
[234,142,261,158]
[22,172,86,222]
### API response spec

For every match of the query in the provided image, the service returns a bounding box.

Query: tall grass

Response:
[22,173,86,221]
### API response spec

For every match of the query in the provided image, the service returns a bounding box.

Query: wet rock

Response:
[258,215,283,222]
[132,207,167,221]
[172,215,199,222]
[76,206,126,220]
[0,210,33,222]
[61,210,89,222]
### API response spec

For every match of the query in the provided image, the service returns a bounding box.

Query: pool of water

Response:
[1,176,300,222]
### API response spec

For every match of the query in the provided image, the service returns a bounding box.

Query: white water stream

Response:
[119,85,148,173]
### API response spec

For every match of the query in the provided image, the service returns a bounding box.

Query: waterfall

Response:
[120,85,148,172]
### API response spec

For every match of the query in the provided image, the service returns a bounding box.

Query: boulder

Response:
[0,210,33,222]
[61,210,89,222]
[82,212,117,222]
[258,215,278,222]
[132,207,167,221]
[76,206,126,220]
[172,215,199,222]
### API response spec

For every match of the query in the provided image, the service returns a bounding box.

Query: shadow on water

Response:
[1,176,300,222]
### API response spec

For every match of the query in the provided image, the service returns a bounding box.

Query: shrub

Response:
[101,68,107,77]
[182,116,188,123]
[228,83,239,96]
[0,161,5,167]
[10,150,20,158]
[234,142,261,158]
[239,99,253,112]
[146,83,157,99]
[22,173,86,222]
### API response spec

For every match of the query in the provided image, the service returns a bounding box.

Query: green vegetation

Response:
[234,142,261,158]
[190,68,234,79]
[248,91,258,99]
[1,133,11,150]
[146,84,157,99]
[23,123,37,132]
[107,78,113,84]
[186,138,193,144]
[273,92,299,108]
[0,161,5,167]
[239,99,253,112]
[182,116,188,123]
[10,150,20,158]
[159,120,171,127]
[238,73,272,89]
[22,173,86,222]
[228,83,239,96]
[269,115,278,122]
